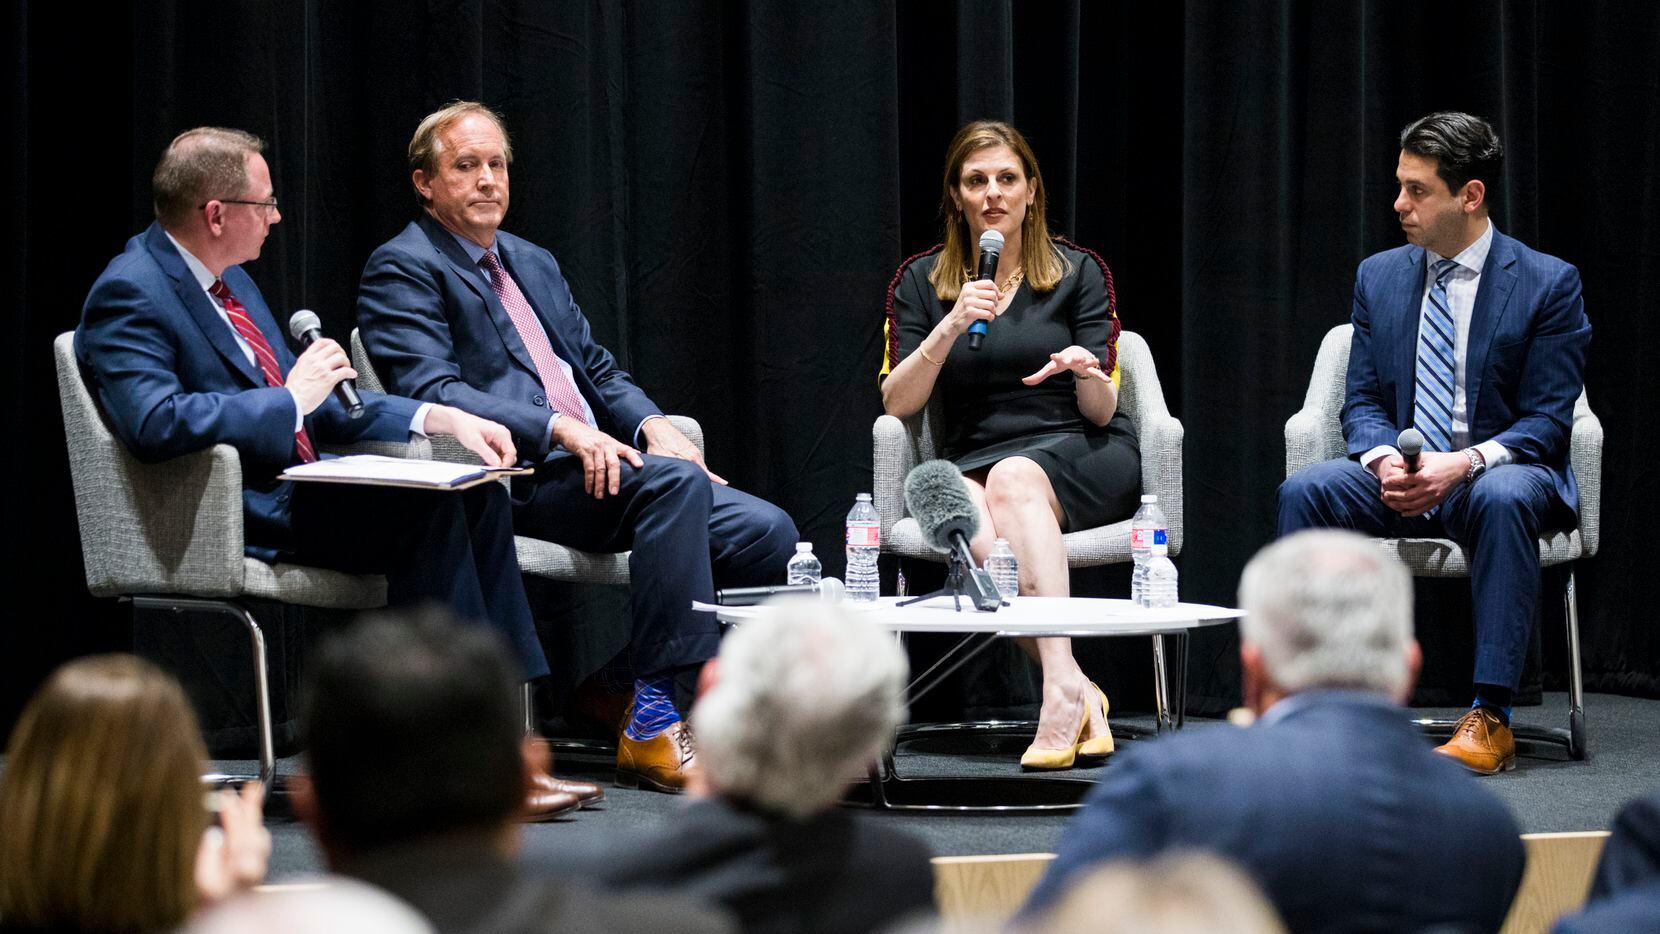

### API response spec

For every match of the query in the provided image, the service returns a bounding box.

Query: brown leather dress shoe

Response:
[521,785,582,822]
[1435,707,1517,774]
[525,737,605,807]
[615,722,697,793]
[532,770,606,807]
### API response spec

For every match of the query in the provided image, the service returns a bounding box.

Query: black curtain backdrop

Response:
[7,1,1657,739]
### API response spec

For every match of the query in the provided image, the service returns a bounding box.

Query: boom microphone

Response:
[715,577,846,606]
[903,460,1004,609]
[288,310,365,419]
[1398,427,1424,473]
[966,229,1003,352]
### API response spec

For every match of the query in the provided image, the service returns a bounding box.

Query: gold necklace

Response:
[963,266,1025,294]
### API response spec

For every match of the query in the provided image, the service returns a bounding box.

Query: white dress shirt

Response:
[1363,219,1512,475]
[166,232,430,436]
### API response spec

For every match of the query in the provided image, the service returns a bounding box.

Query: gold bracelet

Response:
[918,346,945,366]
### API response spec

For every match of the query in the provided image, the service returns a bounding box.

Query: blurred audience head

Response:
[1029,850,1286,934]
[1238,529,1419,709]
[300,605,526,859]
[692,601,908,819]
[185,878,434,934]
[0,654,209,932]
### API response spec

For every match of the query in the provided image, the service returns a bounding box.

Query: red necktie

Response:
[479,250,591,426]
[209,278,317,463]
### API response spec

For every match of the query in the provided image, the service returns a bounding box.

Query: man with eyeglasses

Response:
[74,127,586,820]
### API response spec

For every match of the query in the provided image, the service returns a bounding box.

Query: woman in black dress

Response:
[881,121,1141,769]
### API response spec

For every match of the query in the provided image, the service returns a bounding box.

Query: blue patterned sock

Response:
[1473,684,1513,727]
[624,674,682,741]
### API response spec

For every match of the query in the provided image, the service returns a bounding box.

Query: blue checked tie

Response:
[1414,258,1460,454]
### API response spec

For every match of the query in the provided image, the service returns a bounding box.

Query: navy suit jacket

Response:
[1022,694,1526,933]
[578,795,936,934]
[356,213,662,459]
[75,223,421,558]
[1342,228,1591,514]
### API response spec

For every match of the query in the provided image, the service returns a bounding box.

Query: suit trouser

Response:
[279,481,548,680]
[511,452,798,677]
[1276,458,1559,691]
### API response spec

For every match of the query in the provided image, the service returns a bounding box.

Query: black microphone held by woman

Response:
[966,229,1003,351]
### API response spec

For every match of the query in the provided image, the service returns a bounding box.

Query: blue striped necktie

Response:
[1414,258,1461,456]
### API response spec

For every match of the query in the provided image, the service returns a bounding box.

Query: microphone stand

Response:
[897,552,1003,612]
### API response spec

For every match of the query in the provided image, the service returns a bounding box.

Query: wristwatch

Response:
[1463,447,1486,483]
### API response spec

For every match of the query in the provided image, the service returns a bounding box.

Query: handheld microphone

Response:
[903,460,1003,610]
[966,229,1003,352]
[288,310,364,419]
[1398,427,1424,473]
[715,577,845,606]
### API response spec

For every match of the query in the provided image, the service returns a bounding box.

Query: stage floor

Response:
[233,691,1658,880]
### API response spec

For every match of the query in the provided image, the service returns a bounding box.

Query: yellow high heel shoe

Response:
[1078,683,1115,757]
[1020,695,1088,770]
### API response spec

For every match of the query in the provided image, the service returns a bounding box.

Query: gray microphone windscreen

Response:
[978,229,1004,254]
[287,309,322,342]
[1397,427,1424,457]
[904,459,980,553]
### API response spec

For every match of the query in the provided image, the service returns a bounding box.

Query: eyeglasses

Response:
[200,197,280,213]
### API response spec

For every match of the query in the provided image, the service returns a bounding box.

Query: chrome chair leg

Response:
[1565,569,1588,760]
[131,596,277,790]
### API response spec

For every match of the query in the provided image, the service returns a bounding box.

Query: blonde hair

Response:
[1034,851,1286,934]
[929,120,1070,300]
[407,101,513,205]
[0,655,209,932]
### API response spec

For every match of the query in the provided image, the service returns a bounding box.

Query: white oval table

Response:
[708,594,1245,812]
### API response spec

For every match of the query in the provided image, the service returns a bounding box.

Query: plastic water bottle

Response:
[1130,494,1167,605]
[845,493,880,603]
[1144,541,1179,608]
[986,538,1019,601]
[786,542,822,586]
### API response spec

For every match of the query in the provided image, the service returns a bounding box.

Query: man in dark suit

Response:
[1020,530,1526,932]
[1552,788,1660,931]
[296,607,736,934]
[574,601,934,934]
[1278,111,1592,774]
[356,102,798,792]
[75,127,581,818]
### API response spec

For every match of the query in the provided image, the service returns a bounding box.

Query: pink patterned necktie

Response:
[209,279,317,463]
[479,250,589,424]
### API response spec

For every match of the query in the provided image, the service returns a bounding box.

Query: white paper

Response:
[281,455,490,486]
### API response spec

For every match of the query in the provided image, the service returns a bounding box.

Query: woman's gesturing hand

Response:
[1023,345,1111,385]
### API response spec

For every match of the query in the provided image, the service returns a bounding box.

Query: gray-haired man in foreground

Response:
[1022,529,1526,932]
[576,602,936,934]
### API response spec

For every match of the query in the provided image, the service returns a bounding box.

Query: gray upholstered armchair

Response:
[1285,323,1600,759]
[874,330,1184,568]
[349,329,704,586]
[54,332,423,789]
